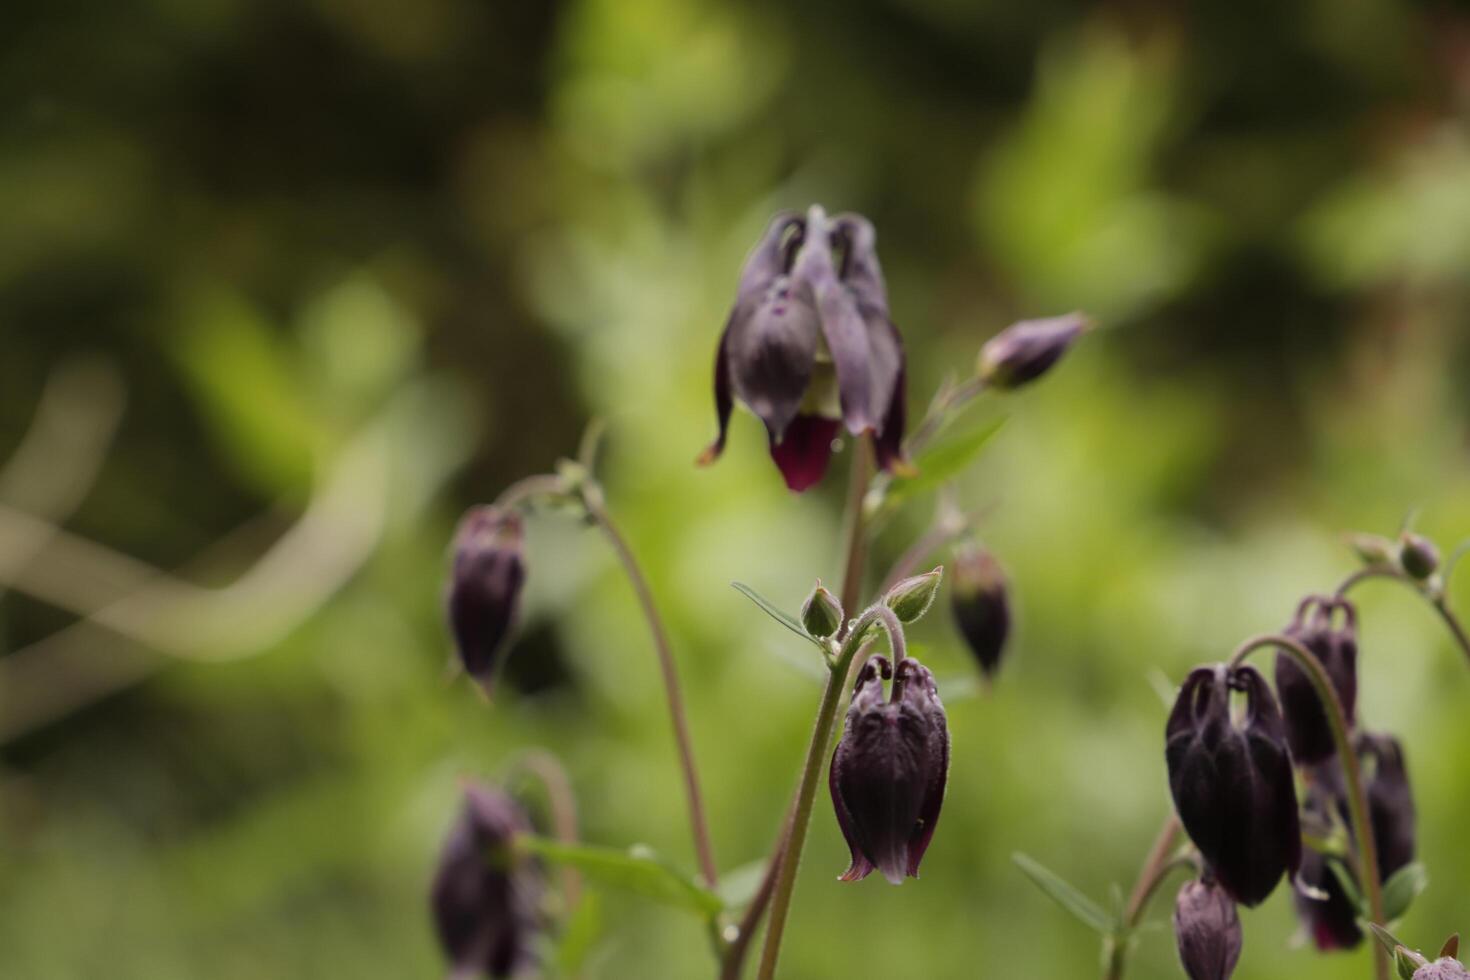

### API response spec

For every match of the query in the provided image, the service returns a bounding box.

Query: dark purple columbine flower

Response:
[1166,665,1301,907]
[431,782,542,978]
[829,654,949,884]
[447,506,526,693]
[977,313,1088,390]
[1275,596,1358,764]
[949,544,1010,682]
[1174,877,1243,980]
[699,205,908,492]
[1362,732,1416,878]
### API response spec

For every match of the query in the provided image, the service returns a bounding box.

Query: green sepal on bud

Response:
[1347,532,1398,567]
[800,581,845,639]
[1400,533,1441,580]
[884,566,944,624]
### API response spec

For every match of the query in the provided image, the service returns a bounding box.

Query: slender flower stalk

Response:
[756,603,907,980]
[1335,565,1470,668]
[580,487,720,889]
[1226,633,1387,980]
[1103,814,1185,980]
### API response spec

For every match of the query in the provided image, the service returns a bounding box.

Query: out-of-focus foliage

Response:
[2,0,1470,978]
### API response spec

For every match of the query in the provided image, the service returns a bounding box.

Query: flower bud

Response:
[799,581,844,639]
[1416,960,1470,980]
[1173,878,1242,980]
[1400,533,1441,580]
[1166,665,1301,907]
[976,312,1088,389]
[431,782,542,978]
[1276,596,1358,764]
[447,506,527,693]
[1347,532,1398,567]
[884,566,943,624]
[829,655,950,884]
[949,545,1010,681]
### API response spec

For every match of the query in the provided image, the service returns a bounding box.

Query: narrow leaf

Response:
[1324,856,1365,914]
[885,418,1007,509]
[732,582,823,646]
[554,890,603,977]
[1369,923,1407,954]
[1382,862,1428,922]
[518,836,723,917]
[1012,852,1115,936]
[715,858,769,910]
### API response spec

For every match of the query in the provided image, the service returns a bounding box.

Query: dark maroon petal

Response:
[1276,597,1359,763]
[830,741,876,882]
[725,213,818,440]
[950,546,1010,680]
[830,657,890,882]
[1362,732,1416,876]
[897,660,948,878]
[869,317,908,474]
[697,317,734,467]
[1295,847,1363,951]
[832,213,888,313]
[768,414,839,492]
[792,211,876,436]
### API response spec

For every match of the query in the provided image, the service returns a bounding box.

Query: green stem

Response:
[755,604,906,980]
[583,489,719,889]
[1103,814,1183,980]
[1336,565,1470,669]
[1228,633,1388,980]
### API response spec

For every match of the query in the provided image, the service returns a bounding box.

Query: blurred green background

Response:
[4,0,1470,977]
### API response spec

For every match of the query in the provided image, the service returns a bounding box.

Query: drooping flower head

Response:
[829,655,949,884]
[1165,665,1301,907]
[700,205,907,491]
[431,782,542,978]
[1362,731,1416,878]
[1275,596,1358,764]
[1173,877,1243,980]
[949,543,1011,681]
[446,506,526,693]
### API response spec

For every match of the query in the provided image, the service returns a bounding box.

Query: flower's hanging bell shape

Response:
[1173,877,1243,980]
[430,782,542,979]
[1165,665,1301,907]
[829,655,949,884]
[1362,732,1417,879]
[949,544,1011,681]
[447,506,527,694]
[700,206,908,491]
[1275,596,1359,764]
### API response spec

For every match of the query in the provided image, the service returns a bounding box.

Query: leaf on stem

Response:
[1011,852,1116,936]
[517,836,724,917]
[1382,862,1428,922]
[884,419,1007,510]
[732,582,825,647]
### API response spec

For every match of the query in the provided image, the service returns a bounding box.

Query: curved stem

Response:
[1336,565,1470,669]
[494,474,568,511]
[582,491,719,889]
[755,604,905,980]
[1229,633,1388,980]
[1103,814,1183,980]
[509,749,583,908]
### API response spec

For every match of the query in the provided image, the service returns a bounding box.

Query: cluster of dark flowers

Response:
[1165,529,1459,980]
[425,205,1087,978]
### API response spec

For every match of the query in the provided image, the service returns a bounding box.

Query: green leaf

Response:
[1369,922,1407,953]
[885,418,1007,510]
[554,891,603,977]
[517,837,723,918]
[732,582,824,647]
[1012,852,1115,936]
[715,858,768,910]
[1382,861,1428,922]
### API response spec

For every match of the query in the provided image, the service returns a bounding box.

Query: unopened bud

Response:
[977,313,1088,390]
[950,545,1010,681]
[1347,532,1398,567]
[447,506,527,694]
[884,566,943,624]
[801,581,844,639]
[1400,533,1440,580]
[1174,878,1242,980]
